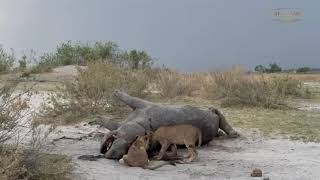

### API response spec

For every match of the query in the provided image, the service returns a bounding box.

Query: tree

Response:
[254,65,266,73]
[266,63,282,73]
[296,67,311,73]
[19,55,27,71]
[125,50,153,69]
[0,46,15,73]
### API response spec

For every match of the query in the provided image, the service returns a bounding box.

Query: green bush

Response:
[31,41,154,73]
[254,63,282,73]
[30,41,119,73]
[266,63,282,73]
[121,50,153,69]
[19,55,27,71]
[296,67,311,73]
[254,65,266,73]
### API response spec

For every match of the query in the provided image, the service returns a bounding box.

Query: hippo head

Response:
[100,131,130,159]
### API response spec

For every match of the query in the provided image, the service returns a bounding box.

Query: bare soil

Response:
[49,126,320,180]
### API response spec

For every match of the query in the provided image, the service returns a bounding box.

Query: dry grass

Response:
[203,67,307,108]
[0,148,73,180]
[156,70,206,98]
[23,152,73,180]
[36,61,151,125]
[0,80,73,180]
[223,107,320,142]
[290,73,320,82]
[155,67,309,108]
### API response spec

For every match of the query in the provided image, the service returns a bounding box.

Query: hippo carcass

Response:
[101,90,239,159]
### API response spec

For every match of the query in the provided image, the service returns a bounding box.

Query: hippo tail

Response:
[198,128,202,147]
[209,107,225,122]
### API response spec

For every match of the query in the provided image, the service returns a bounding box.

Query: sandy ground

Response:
[297,100,320,112]
[48,127,320,180]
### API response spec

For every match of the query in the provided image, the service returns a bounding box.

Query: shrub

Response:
[0,147,27,180]
[0,147,73,180]
[0,80,73,180]
[0,46,15,73]
[30,41,119,73]
[254,65,266,73]
[31,41,154,73]
[0,81,30,144]
[266,63,282,73]
[120,50,153,69]
[254,63,282,73]
[19,55,27,71]
[37,61,150,125]
[296,67,311,73]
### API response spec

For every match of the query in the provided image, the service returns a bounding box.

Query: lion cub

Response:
[152,124,202,163]
[119,134,175,170]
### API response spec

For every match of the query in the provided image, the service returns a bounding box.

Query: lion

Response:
[151,124,202,163]
[119,133,175,170]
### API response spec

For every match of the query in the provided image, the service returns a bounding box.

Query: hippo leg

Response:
[210,107,239,138]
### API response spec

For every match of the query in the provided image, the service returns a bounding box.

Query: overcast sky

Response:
[0,0,319,71]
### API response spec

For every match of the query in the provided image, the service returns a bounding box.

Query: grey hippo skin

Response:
[101,90,239,159]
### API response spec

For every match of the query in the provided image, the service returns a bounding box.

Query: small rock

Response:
[263,177,270,180]
[250,168,262,177]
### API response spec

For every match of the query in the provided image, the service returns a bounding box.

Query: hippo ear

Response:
[135,135,139,140]
[112,133,117,138]
[111,131,118,139]
[146,132,152,139]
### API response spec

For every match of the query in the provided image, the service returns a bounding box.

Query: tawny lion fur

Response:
[151,124,202,163]
[119,134,175,170]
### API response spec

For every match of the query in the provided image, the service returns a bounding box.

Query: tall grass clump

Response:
[37,61,150,125]
[156,69,205,98]
[205,67,306,108]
